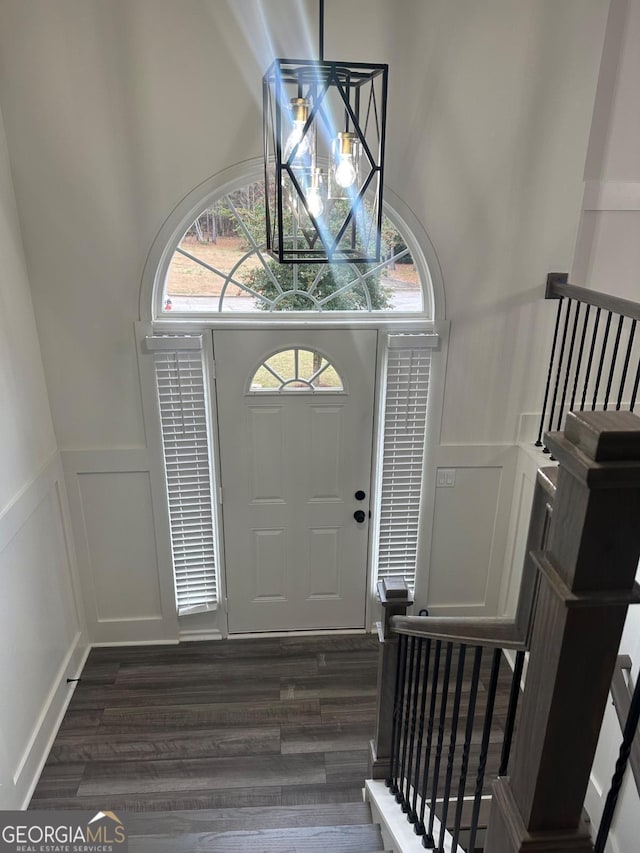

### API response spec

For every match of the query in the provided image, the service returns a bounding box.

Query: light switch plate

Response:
[436,468,456,487]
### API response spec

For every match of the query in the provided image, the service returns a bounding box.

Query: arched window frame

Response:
[140,160,443,326]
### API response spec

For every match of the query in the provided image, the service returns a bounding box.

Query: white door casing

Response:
[214,329,377,633]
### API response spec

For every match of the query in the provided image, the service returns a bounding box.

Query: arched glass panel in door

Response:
[250,348,344,392]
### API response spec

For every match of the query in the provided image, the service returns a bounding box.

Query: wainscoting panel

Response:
[0,454,87,809]
[419,445,517,616]
[63,449,179,645]
[78,471,162,621]
[497,444,549,617]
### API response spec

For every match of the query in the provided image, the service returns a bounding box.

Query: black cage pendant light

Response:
[263,0,388,264]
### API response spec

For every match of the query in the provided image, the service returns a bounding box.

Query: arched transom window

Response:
[161,179,426,315]
[250,348,344,392]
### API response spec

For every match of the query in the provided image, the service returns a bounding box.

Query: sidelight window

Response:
[151,338,219,614]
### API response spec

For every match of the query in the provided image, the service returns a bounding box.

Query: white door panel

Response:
[214,329,377,632]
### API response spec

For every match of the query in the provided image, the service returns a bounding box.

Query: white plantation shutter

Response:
[152,340,218,615]
[376,335,432,592]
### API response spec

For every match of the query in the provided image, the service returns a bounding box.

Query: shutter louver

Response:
[154,348,218,615]
[376,339,431,592]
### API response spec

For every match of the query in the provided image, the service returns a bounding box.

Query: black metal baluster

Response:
[499,650,525,776]
[629,343,640,413]
[451,646,483,852]
[603,314,624,410]
[536,297,564,447]
[396,637,416,812]
[425,642,453,849]
[581,306,601,410]
[570,304,591,412]
[404,637,424,812]
[411,638,432,824]
[388,633,408,795]
[544,298,572,450]
[416,641,441,839]
[437,645,467,852]
[556,301,581,430]
[617,319,636,410]
[595,674,640,853]
[467,649,502,853]
[592,310,613,410]
[397,636,417,807]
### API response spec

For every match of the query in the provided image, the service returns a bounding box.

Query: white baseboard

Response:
[19,633,90,809]
[227,628,370,639]
[90,639,179,647]
[179,628,223,642]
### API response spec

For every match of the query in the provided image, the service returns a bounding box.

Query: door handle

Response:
[353,510,366,523]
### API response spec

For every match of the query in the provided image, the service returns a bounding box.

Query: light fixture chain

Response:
[319,0,324,61]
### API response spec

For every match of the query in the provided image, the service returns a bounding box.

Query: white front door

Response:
[214,329,377,633]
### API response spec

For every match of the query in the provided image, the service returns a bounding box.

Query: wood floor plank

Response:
[70,681,279,710]
[278,636,379,654]
[320,696,377,724]
[128,823,384,853]
[76,661,120,685]
[30,786,285,812]
[29,762,86,798]
[57,709,103,734]
[47,726,281,764]
[324,749,371,785]
[88,638,282,665]
[281,720,374,754]
[124,802,374,835]
[78,753,327,796]
[279,782,369,806]
[279,673,377,701]
[98,698,321,732]
[114,657,318,687]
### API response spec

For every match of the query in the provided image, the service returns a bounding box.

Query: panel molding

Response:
[419,443,517,617]
[62,447,179,644]
[0,452,89,809]
[0,451,66,550]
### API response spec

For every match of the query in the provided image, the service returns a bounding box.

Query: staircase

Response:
[126,801,390,852]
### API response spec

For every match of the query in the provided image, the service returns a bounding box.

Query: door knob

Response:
[353,510,366,523]
[355,490,366,501]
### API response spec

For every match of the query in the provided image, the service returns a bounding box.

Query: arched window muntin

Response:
[247,346,346,395]
[144,160,440,324]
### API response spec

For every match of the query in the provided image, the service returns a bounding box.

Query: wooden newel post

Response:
[369,578,413,779]
[486,411,640,852]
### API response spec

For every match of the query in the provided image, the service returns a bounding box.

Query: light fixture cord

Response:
[319,0,324,61]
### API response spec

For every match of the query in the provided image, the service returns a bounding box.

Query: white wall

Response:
[0,102,86,809]
[0,0,608,632]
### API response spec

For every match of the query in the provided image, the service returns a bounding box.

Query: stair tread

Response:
[128,822,384,853]
[126,801,374,835]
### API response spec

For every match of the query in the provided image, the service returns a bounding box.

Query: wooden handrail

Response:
[546,273,640,321]
[389,615,526,650]
[536,273,640,452]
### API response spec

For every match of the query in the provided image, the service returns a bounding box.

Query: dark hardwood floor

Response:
[30,630,514,844]
[30,634,381,813]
